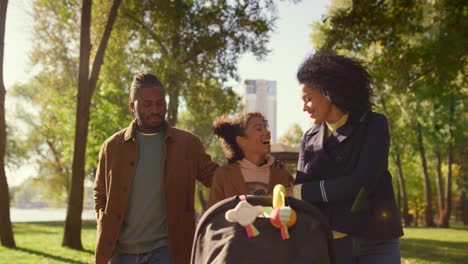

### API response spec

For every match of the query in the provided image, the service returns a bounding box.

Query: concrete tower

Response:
[244,79,277,143]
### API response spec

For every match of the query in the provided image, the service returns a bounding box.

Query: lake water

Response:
[10,208,96,222]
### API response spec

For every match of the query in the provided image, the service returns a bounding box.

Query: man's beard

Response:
[135,112,165,132]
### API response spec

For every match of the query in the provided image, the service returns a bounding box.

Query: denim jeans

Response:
[333,236,400,264]
[108,246,172,264]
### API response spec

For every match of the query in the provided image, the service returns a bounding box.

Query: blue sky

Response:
[4,0,330,185]
[235,0,330,136]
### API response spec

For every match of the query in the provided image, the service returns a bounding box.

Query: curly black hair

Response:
[297,51,374,113]
[212,112,268,164]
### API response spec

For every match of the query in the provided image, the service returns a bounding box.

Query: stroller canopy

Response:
[191,195,335,264]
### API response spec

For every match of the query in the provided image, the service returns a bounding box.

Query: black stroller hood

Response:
[191,195,335,264]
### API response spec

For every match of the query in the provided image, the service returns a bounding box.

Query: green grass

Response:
[0,221,96,264]
[400,225,468,264]
[0,222,467,263]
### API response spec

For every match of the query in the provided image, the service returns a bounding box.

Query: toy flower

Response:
[270,185,297,240]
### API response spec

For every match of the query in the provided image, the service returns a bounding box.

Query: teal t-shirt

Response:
[117,131,167,253]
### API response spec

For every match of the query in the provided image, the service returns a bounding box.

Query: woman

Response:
[208,112,294,208]
[295,51,403,264]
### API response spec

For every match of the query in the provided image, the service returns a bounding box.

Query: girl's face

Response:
[237,116,271,157]
[300,83,334,124]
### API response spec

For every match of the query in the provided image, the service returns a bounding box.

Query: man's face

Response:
[129,87,167,133]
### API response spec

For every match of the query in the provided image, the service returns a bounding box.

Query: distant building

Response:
[243,79,277,143]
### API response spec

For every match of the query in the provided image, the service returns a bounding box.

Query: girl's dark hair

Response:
[297,51,374,113]
[212,112,268,163]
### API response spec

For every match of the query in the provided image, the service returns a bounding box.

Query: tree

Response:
[178,80,242,211]
[7,0,83,206]
[310,0,466,227]
[0,0,15,248]
[278,123,303,149]
[121,0,279,125]
[8,0,133,206]
[62,0,92,250]
[105,0,287,212]
[380,96,412,226]
[63,0,122,250]
[415,120,436,226]
[9,1,286,245]
[11,0,282,227]
[460,130,468,225]
[9,80,77,203]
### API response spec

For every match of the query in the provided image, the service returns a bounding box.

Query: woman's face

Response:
[237,116,271,157]
[300,83,333,124]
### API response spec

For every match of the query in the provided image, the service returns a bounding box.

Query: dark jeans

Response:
[333,236,400,264]
[108,246,172,264]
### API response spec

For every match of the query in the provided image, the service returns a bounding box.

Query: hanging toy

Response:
[270,184,297,240]
[225,195,264,238]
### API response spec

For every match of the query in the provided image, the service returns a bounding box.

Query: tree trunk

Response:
[394,151,411,226]
[463,198,468,226]
[414,202,419,227]
[416,122,436,227]
[167,83,180,126]
[440,93,455,227]
[88,0,122,92]
[440,147,453,227]
[62,0,92,250]
[435,150,445,225]
[0,0,15,249]
[379,97,411,226]
[462,145,468,226]
[63,0,121,249]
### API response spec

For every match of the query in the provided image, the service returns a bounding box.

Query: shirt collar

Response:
[124,120,175,142]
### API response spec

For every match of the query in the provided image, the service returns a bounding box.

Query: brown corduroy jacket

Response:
[93,121,218,264]
[207,162,294,208]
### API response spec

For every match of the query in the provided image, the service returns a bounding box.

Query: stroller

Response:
[191,192,335,264]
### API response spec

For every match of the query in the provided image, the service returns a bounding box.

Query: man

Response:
[94,72,218,264]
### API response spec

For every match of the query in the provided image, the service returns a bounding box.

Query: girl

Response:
[208,112,294,207]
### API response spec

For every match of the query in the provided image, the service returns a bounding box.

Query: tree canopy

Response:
[7,0,286,219]
[311,0,467,227]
